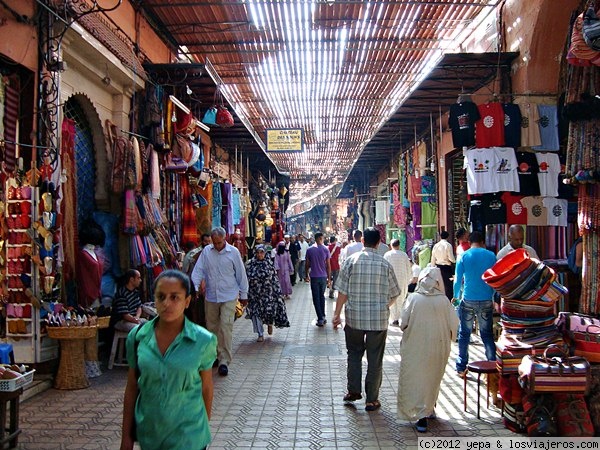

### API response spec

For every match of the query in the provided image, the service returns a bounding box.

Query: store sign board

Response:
[266,128,303,153]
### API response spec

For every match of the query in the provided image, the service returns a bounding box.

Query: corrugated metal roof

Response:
[139,0,502,205]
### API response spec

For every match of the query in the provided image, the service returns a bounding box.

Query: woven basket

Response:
[54,339,89,390]
[96,316,110,329]
[47,326,97,340]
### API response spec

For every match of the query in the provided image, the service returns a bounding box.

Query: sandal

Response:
[343,392,362,403]
[365,400,381,411]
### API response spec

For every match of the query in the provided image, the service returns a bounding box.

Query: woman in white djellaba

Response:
[397,266,459,433]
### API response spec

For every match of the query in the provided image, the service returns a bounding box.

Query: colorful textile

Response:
[221,182,233,234]
[212,182,222,229]
[475,102,505,148]
[3,79,18,173]
[231,189,241,225]
[180,175,199,244]
[420,202,436,240]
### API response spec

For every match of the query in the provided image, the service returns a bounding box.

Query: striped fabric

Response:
[3,80,18,173]
[518,353,590,393]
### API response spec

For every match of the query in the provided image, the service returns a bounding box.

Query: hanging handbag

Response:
[171,133,194,165]
[518,344,591,394]
[583,1,600,50]
[216,105,234,127]
[202,107,217,126]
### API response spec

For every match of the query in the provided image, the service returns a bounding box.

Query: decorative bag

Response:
[570,12,600,65]
[572,325,600,362]
[553,393,594,437]
[518,344,591,394]
[556,311,600,334]
[234,300,245,321]
[216,105,234,127]
[202,107,217,126]
[171,134,194,165]
[503,402,525,433]
[583,2,600,51]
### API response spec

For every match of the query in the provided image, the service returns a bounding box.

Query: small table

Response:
[0,388,22,449]
[48,327,97,390]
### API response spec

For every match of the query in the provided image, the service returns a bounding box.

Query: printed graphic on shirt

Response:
[519,161,533,175]
[473,158,490,172]
[458,114,471,129]
[483,115,495,128]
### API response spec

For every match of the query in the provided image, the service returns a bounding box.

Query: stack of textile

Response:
[483,249,567,432]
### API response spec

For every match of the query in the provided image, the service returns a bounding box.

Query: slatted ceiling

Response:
[140,0,500,206]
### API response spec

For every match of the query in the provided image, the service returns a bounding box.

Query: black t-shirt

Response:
[468,197,485,233]
[449,102,480,148]
[482,193,507,224]
[514,151,540,196]
[503,103,522,148]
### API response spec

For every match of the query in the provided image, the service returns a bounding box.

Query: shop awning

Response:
[337,51,519,198]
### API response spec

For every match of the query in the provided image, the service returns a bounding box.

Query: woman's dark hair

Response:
[277,242,286,255]
[152,269,192,297]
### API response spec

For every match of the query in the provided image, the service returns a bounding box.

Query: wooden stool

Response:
[0,388,22,449]
[463,360,497,419]
[109,330,129,369]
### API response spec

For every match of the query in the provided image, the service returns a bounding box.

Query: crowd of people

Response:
[119,223,544,447]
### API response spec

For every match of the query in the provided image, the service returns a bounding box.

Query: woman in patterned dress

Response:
[245,245,290,342]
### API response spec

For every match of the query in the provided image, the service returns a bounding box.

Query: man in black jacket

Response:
[289,235,300,286]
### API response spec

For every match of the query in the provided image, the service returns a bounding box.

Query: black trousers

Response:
[436,264,454,301]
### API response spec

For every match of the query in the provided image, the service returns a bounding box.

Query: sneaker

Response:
[257,336,264,342]
[218,364,228,376]
[323,319,327,324]
[391,320,400,326]
[416,418,428,433]
[316,320,324,327]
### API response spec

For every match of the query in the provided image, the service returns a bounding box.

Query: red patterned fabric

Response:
[60,118,78,282]
[180,175,199,244]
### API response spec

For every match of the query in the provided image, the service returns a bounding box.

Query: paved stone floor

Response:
[16,281,515,449]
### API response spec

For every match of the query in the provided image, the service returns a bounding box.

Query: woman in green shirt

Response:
[121,270,217,450]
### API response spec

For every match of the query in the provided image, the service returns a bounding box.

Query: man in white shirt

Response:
[384,239,412,326]
[297,234,310,282]
[430,231,456,300]
[496,224,539,260]
[344,230,364,259]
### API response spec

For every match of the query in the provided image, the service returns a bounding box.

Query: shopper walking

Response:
[121,270,217,450]
[289,235,300,286]
[191,227,248,377]
[453,231,497,377]
[327,236,341,298]
[305,232,331,326]
[430,230,456,300]
[333,228,401,411]
[245,245,290,342]
[297,234,310,281]
[397,266,459,433]
[274,242,294,299]
[383,239,412,326]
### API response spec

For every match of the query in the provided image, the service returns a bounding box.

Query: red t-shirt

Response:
[475,102,505,148]
[501,192,527,225]
[328,243,341,271]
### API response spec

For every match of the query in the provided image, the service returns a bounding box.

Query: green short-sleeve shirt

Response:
[126,317,217,450]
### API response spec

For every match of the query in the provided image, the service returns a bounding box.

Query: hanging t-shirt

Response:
[475,102,505,148]
[515,101,542,147]
[515,151,540,196]
[543,198,568,227]
[464,148,499,194]
[521,196,548,226]
[535,152,561,197]
[502,103,522,148]
[494,147,520,192]
[482,193,507,224]
[501,192,528,224]
[449,101,480,148]
[533,104,560,151]
[468,197,485,233]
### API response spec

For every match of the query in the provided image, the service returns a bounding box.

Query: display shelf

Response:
[5,319,32,322]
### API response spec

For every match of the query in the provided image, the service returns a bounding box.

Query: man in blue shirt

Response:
[305,232,331,327]
[453,231,497,378]
[192,227,249,376]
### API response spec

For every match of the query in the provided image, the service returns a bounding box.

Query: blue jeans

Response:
[310,277,327,322]
[456,300,496,373]
[344,325,387,403]
[298,260,306,280]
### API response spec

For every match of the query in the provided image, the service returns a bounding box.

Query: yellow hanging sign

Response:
[266,128,304,153]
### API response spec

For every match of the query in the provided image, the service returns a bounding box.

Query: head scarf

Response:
[255,244,266,253]
[415,266,445,296]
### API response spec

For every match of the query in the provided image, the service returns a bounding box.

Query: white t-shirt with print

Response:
[535,152,561,197]
[493,147,520,192]
[464,148,499,194]
[521,196,548,226]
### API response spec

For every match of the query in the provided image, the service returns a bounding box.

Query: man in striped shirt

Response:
[333,228,401,412]
[113,269,146,332]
